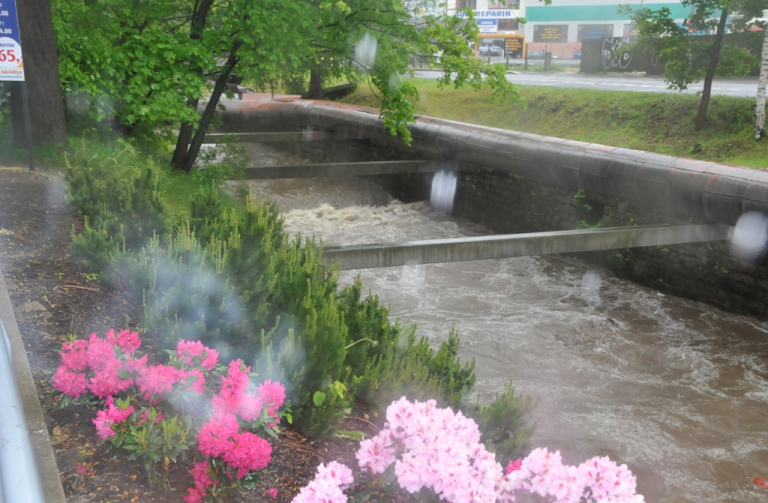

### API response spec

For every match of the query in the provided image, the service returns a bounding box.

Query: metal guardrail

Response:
[0,317,46,503]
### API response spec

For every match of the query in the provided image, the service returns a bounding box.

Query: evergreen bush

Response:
[62,144,535,446]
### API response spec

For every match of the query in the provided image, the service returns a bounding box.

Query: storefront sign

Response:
[505,35,524,58]
[477,18,498,33]
[533,25,568,43]
[0,0,24,81]
[455,9,518,19]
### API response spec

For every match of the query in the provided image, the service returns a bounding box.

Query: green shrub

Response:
[355,329,476,412]
[70,213,123,274]
[62,142,535,447]
[465,382,537,464]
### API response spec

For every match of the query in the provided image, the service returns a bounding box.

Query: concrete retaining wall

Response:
[219,99,768,318]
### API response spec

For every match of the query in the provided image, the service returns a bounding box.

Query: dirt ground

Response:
[0,167,368,503]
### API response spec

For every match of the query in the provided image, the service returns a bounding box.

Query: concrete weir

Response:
[241,160,441,179]
[321,224,733,270]
[218,97,768,227]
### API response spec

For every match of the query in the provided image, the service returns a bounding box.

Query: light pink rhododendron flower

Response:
[301,398,646,503]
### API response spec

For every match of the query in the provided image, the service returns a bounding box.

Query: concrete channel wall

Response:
[218,98,768,317]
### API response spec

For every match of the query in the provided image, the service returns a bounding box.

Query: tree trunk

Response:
[12,0,67,147]
[303,64,324,99]
[178,45,242,173]
[755,27,768,140]
[171,102,199,170]
[694,8,728,131]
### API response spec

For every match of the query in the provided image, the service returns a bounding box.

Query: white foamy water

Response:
[245,154,768,502]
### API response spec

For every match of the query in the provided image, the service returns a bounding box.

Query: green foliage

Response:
[70,214,122,274]
[355,329,476,413]
[52,0,524,166]
[110,404,192,479]
[464,383,537,464]
[63,143,534,446]
[621,0,765,92]
[338,277,401,377]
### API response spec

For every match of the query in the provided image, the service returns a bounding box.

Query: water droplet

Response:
[355,33,378,68]
[730,211,768,262]
[430,170,457,214]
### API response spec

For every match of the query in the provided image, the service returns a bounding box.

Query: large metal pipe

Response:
[217,98,768,226]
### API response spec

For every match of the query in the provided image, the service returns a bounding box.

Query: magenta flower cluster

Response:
[295,397,644,503]
[185,359,285,503]
[52,330,287,503]
[53,330,216,405]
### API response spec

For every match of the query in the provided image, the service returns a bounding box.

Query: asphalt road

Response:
[412,68,759,98]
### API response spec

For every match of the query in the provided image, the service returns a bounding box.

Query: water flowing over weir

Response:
[234,142,768,503]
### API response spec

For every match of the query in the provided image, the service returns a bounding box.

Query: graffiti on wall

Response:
[601,38,631,70]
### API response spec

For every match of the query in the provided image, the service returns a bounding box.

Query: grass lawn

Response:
[341,78,768,169]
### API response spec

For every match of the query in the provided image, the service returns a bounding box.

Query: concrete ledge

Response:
[322,224,734,270]
[0,271,67,503]
[241,160,442,179]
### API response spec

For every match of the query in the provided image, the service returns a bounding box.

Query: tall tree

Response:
[756,26,768,140]
[52,0,522,172]
[625,0,765,130]
[11,0,67,147]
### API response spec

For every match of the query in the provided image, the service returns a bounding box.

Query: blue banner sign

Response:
[0,0,23,81]
[477,19,498,33]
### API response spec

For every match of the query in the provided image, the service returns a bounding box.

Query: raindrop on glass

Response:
[430,170,457,214]
[730,211,768,262]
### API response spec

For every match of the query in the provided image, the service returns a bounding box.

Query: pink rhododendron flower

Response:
[356,434,396,474]
[115,329,141,353]
[123,353,148,374]
[506,458,522,474]
[292,463,350,503]
[184,369,206,395]
[267,488,278,499]
[190,461,217,493]
[237,392,264,422]
[86,333,117,372]
[258,379,286,425]
[212,359,250,415]
[88,364,132,399]
[222,431,272,479]
[93,403,134,439]
[183,488,203,503]
[136,364,185,399]
[316,461,354,488]
[176,339,218,370]
[60,339,88,371]
[196,412,240,458]
[53,366,89,398]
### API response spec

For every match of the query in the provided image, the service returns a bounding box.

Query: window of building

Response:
[489,0,519,8]
[498,19,518,31]
[456,0,476,8]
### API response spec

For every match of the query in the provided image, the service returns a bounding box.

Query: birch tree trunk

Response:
[755,27,768,140]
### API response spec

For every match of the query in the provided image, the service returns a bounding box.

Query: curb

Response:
[0,270,67,503]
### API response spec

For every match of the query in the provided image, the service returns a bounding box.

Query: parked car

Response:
[478,44,504,56]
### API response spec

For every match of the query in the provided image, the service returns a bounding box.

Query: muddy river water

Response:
[234,143,768,503]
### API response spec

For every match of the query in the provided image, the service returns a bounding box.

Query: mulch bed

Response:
[0,168,373,503]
